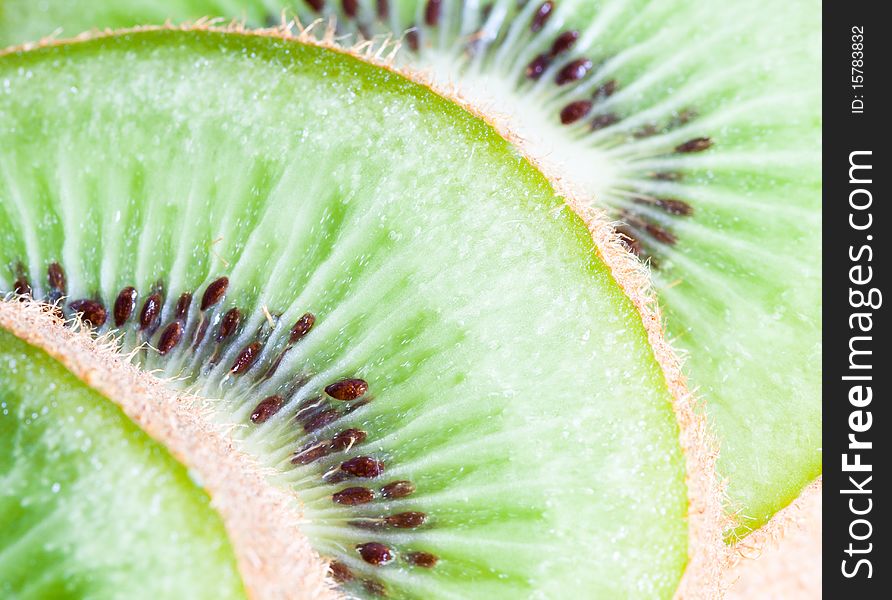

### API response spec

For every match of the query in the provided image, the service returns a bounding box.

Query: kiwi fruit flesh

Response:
[0,0,822,538]
[273,0,824,540]
[0,328,246,599]
[0,29,714,598]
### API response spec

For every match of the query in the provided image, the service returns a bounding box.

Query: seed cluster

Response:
[4,3,723,596]
[7,260,442,595]
[286,0,714,266]
[232,323,437,594]
[247,364,436,594]
[525,25,581,82]
[279,379,439,596]
[310,0,710,267]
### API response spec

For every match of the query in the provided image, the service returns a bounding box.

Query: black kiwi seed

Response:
[555,58,593,85]
[356,542,395,566]
[292,442,330,464]
[347,518,385,531]
[289,312,316,342]
[406,551,439,568]
[200,276,228,311]
[68,299,107,327]
[157,322,184,355]
[341,456,384,478]
[550,30,579,56]
[652,171,683,182]
[47,262,66,294]
[384,511,427,529]
[332,486,375,505]
[328,561,354,583]
[229,341,262,375]
[342,0,358,18]
[406,28,420,52]
[175,292,192,320]
[263,341,299,379]
[669,108,697,128]
[481,3,494,22]
[304,0,324,13]
[530,1,554,33]
[594,79,617,98]
[675,137,713,153]
[113,286,138,327]
[633,124,659,139]
[560,100,593,124]
[325,472,350,485]
[250,395,284,424]
[425,0,442,27]
[325,378,368,401]
[381,480,415,499]
[362,579,388,597]
[616,226,643,257]
[139,293,163,331]
[654,198,694,217]
[192,322,209,349]
[46,263,67,308]
[376,0,389,19]
[303,408,340,433]
[525,54,550,80]
[622,212,678,247]
[632,196,693,217]
[646,222,678,246]
[216,308,241,342]
[13,275,31,298]
[330,428,367,451]
[591,113,620,131]
[295,395,325,418]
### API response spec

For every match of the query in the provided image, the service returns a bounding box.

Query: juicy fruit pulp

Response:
[0,30,699,598]
[0,329,246,599]
[0,0,822,538]
[284,0,824,540]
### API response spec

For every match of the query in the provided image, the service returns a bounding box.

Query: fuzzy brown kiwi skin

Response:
[0,299,340,600]
[725,479,822,598]
[0,22,725,598]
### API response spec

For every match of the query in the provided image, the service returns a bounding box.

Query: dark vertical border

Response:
[824,1,888,595]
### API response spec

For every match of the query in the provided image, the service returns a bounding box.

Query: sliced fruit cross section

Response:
[288,0,823,539]
[0,30,708,598]
[0,328,246,599]
[0,0,822,539]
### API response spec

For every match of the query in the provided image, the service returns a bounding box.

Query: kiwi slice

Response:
[0,0,821,538]
[279,0,824,540]
[0,28,718,598]
[0,328,246,599]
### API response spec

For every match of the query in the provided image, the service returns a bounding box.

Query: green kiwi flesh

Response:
[267,0,825,541]
[314,0,823,539]
[0,328,246,599]
[0,0,822,539]
[0,30,701,598]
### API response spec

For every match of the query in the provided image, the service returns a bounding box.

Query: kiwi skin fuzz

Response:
[0,299,338,600]
[0,23,725,598]
[725,479,822,598]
